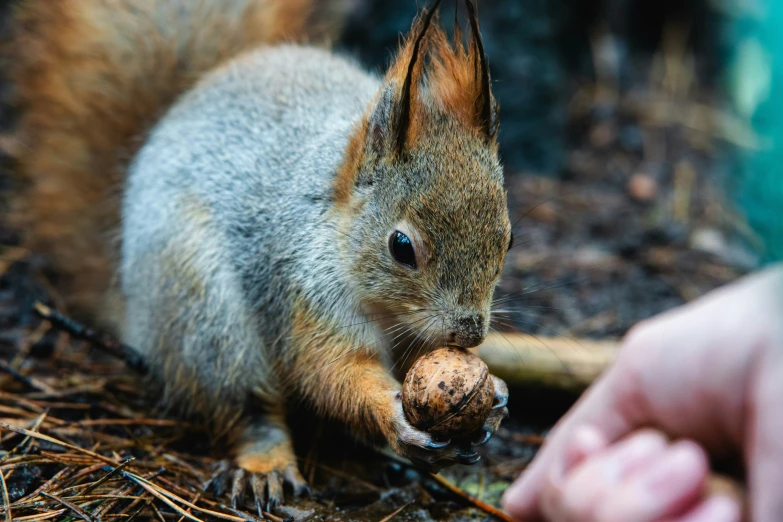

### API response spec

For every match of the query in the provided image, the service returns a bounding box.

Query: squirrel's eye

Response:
[389,231,417,269]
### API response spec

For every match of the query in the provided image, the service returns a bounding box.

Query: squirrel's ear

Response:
[464,0,495,141]
[489,97,500,139]
[366,84,396,158]
[427,0,499,142]
[377,0,442,158]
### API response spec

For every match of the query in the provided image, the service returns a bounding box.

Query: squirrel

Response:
[9,0,512,511]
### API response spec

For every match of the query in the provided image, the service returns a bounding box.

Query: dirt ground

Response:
[0,8,758,522]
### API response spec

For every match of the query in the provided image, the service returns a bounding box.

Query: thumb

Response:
[502,365,637,520]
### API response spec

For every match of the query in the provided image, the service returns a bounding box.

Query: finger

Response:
[503,293,738,521]
[673,495,741,522]
[562,424,608,473]
[541,429,667,521]
[503,372,634,519]
[748,351,783,522]
[593,440,709,522]
[506,267,781,521]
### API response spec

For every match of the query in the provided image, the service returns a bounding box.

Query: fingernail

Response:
[641,441,707,499]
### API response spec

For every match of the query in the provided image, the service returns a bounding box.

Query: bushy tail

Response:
[8,0,352,328]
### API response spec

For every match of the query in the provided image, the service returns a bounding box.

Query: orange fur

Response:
[9,0,347,328]
[333,115,369,206]
[237,442,297,474]
[289,303,399,443]
[428,24,495,135]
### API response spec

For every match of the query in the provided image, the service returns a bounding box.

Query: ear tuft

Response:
[427,0,498,142]
[384,0,443,156]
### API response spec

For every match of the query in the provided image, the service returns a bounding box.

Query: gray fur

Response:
[123,41,510,424]
[124,46,379,417]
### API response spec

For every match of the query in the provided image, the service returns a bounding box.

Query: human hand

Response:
[532,425,740,522]
[502,265,783,521]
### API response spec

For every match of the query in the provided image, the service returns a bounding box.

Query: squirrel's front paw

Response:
[470,374,510,446]
[388,392,482,473]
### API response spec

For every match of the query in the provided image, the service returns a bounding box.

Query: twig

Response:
[120,471,245,522]
[0,469,11,522]
[39,491,94,522]
[12,467,72,507]
[124,503,148,522]
[429,473,515,522]
[76,418,194,428]
[261,511,286,522]
[120,473,204,522]
[0,359,51,393]
[14,508,67,521]
[0,412,48,463]
[33,302,148,374]
[379,500,413,522]
[0,423,119,466]
[76,458,134,497]
[175,491,203,522]
[510,433,545,445]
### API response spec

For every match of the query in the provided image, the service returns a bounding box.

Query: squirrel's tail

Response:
[8,0,352,328]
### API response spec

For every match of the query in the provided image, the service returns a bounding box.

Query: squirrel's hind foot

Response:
[205,460,309,515]
[206,419,308,515]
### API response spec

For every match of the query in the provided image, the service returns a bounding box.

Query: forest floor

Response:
[0,24,759,522]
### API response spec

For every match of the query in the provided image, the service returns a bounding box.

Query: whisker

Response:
[311,314,438,378]
[390,315,439,374]
[334,309,435,331]
[503,264,617,299]
[491,306,568,313]
[388,314,437,346]
[488,326,527,364]
[510,192,573,232]
[506,239,534,251]
[509,317,593,356]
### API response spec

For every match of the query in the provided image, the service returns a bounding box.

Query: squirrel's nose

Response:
[458,314,483,333]
[447,314,485,348]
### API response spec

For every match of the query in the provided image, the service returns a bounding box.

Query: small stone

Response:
[627,173,658,202]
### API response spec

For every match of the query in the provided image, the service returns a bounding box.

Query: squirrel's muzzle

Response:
[446,313,485,348]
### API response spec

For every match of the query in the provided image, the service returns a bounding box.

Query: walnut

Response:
[402,347,494,437]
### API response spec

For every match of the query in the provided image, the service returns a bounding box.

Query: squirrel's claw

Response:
[472,429,493,446]
[390,398,477,473]
[204,460,233,497]
[230,468,247,509]
[490,374,510,411]
[388,376,510,472]
[265,469,283,511]
[205,460,308,516]
[425,438,451,449]
[470,374,509,447]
